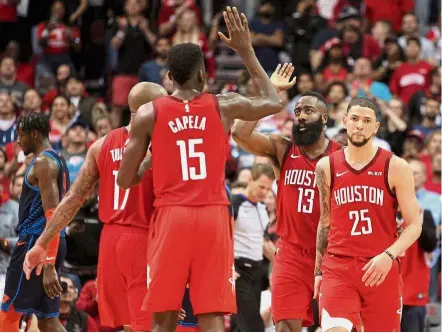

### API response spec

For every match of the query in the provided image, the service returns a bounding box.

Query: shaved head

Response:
[128,82,168,113]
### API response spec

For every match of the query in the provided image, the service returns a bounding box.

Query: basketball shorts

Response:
[1,234,66,318]
[319,253,403,332]
[97,224,150,331]
[143,205,236,315]
[271,241,315,326]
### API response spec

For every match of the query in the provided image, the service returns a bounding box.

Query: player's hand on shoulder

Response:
[43,264,63,299]
[270,63,297,93]
[218,6,252,54]
[361,252,393,287]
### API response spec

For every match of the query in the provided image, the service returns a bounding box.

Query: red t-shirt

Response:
[0,1,17,22]
[158,1,201,33]
[365,0,414,32]
[390,61,432,104]
[322,66,348,82]
[37,22,80,54]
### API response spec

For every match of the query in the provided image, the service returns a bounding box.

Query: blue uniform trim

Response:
[14,308,60,319]
[24,159,39,192]
[177,321,199,328]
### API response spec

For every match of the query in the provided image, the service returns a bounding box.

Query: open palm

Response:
[270,63,296,92]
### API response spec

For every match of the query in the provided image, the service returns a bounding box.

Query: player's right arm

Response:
[217,7,283,127]
[117,104,154,189]
[23,140,102,279]
[313,156,331,298]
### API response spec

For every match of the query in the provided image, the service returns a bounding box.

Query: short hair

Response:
[326,81,349,98]
[403,12,418,22]
[51,94,71,110]
[167,43,204,85]
[17,112,51,137]
[424,129,441,148]
[406,36,421,47]
[251,163,275,181]
[346,97,381,120]
[300,91,328,111]
[230,181,247,189]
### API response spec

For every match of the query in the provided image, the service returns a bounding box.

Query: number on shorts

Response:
[112,170,130,210]
[176,139,207,181]
[350,209,372,236]
[297,188,315,213]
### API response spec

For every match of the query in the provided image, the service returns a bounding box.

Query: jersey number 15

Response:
[177,139,207,181]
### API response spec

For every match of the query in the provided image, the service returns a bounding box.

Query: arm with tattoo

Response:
[314,157,331,276]
[35,143,100,248]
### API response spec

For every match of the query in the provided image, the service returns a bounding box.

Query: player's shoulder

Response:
[34,152,59,176]
[388,154,410,172]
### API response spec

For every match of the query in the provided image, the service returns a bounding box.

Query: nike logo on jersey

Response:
[336,171,348,177]
[17,241,27,246]
[290,154,301,159]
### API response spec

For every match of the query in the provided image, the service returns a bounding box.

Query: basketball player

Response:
[116,6,289,332]
[232,87,340,330]
[22,82,168,331]
[0,113,69,332]
[314,97,422,332]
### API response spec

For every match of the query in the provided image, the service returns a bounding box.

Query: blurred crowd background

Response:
[0,0,440,331]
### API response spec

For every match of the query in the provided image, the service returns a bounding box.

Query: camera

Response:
[60,281,68,294]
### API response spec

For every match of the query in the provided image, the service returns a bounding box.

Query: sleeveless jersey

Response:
[97,127,154,229]
[327,147,398,258]
[18,149,70,237]
[151,94,229,207]
[276,140,341,251]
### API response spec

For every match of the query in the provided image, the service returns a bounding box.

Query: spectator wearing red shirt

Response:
[36,1,81,77]
[390,37,433,104]
[425,153,441,195]
[49,95,73,150]
[3,41,35,88]
[365,0,414,33]
[158,0,201,37]
[315,38,349,91]
[400,208,437,332]
[0,0,19,53]
[172,9,215,81]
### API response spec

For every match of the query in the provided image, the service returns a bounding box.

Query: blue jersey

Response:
[17,150,70,237]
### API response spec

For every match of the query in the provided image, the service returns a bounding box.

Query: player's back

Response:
[151,93,229,207]
[328,147,398,257]
[18,149,70,236]
[277,140,341,251]
[97,127,154,228]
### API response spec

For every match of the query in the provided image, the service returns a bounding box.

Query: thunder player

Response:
[314,97,422,332]
[117,6,286,332]
[232,87,340,330]
[23,82,168,331]
[0,113,69,332]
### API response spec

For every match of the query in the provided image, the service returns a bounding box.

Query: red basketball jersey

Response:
[151,94,229,207]
[276,140,341,250]
[97,127,154,228]
[328,148,398,257]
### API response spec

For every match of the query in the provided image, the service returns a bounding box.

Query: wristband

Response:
[384,250,395,261]
[44,208,60,264]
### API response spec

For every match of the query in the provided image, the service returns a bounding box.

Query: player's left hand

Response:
[361,252,393,287]
[178,309,186,321]
[270,63,296,92]
[23,244,47,280]
[43,264,63,299]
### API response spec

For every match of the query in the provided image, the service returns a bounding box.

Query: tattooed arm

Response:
[35,140,102,248]
[314,156,332,277]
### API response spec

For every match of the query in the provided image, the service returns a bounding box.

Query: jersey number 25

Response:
[176,139,207,181]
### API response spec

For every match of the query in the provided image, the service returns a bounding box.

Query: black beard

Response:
[347,133,372,147]
[426,115,437,122]
[292,117,324,146]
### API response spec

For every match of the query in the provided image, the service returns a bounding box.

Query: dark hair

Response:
[17,112,51,137]
[406,36,421,47]
[403,12,418,22]
[300,91,328,110]
[251,163,275,181]
[51,94,71,110]
[346,97,381,120]
[326,81,349,98]
[230,181,247,189]
[167,43,204,85]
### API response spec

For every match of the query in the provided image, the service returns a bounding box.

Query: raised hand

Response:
[270,63,297,92]
[218,6,251,54]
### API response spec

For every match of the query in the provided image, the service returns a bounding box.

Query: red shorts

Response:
[143,205,236,315]
[271,242,315,326]
[176,325,201,332]
[97,224,150,331]
[319,253,403,332]
[112,75,138,106]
